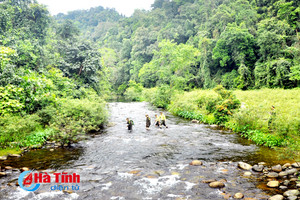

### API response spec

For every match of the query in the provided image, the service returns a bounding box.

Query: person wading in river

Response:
[154,114,160,127]
[268,105,276,131]
[159,112,168,128]
[126,118,134,132]
[145,114,151,130]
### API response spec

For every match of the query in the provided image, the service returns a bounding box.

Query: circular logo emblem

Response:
[18,171,40,192]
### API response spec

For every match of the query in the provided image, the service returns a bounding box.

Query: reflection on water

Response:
[0,147,84,170]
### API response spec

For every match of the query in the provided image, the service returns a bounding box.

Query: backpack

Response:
[130,120,134,125]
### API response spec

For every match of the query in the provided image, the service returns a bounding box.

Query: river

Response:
[0,102,289,199]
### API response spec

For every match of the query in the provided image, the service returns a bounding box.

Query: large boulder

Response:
[238,162,252,170]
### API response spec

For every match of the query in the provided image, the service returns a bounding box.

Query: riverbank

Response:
[0,98,108,157]
[142,87,300,159]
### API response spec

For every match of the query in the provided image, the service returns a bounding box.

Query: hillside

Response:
[58,0,300,92]
[54,6,124,40]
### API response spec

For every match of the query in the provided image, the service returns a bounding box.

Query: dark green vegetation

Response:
[0,0,108,153]
[69,0,300,92]
[0,0,299,158]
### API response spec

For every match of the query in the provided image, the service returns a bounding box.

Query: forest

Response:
[0,0,299,156]
[57,0,300,92]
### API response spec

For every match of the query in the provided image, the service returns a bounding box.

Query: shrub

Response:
[152,85,173,108]
[212,85,241,124]
[37,106,58,126]
[143,85,174,108]
[19,129,54,148]
[49,98,107,145]
[124,80,144,101]
[0,85,25,115]
[0,114,42,148]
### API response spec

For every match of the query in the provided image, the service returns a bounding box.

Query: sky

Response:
[37,0,155,17]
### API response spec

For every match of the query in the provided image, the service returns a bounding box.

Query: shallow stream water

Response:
[0,102,290,199]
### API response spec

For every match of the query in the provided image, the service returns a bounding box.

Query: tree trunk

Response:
[78,64,83,76]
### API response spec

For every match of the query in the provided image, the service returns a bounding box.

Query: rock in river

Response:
[4,166,12,170]
[244,172,252,176]
[258,162,266,166]
[0,156,7,161]
[0,172,7,177]
[233,193,244,199]
[286,196,297,200]
[279,186,288,190]
[279,171,288,177]
[283,190,300,197]
[238,162,252,170]
[267,172,279,178]
[282,163,291,170]
[271,164,282,172]
[190,160,203,166]
[202,179,217,183]
[209,181,225,188]
[268,194,284,200]
[8,154,21,158]
[291,162,300,168]
[267,181,279,188]
[20,167,29,172]
[286,168,298,175]
[283,180,290,186]
[252,164,264,172]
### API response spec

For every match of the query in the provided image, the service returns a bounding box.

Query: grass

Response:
[0,148,22,157]
[232,88,299,136]
[167,88,300,153]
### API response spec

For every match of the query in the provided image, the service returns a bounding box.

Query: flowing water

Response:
[0,102,289,200]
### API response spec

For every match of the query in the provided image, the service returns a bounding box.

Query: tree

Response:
[56,20,80,40]
[56,40,102,93]
[139,40,200,90]
[212,24,256,70]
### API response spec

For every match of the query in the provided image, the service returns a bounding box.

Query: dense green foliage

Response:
[0,0,109,151]
[55,6,123,41]
[63,0,300,93]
